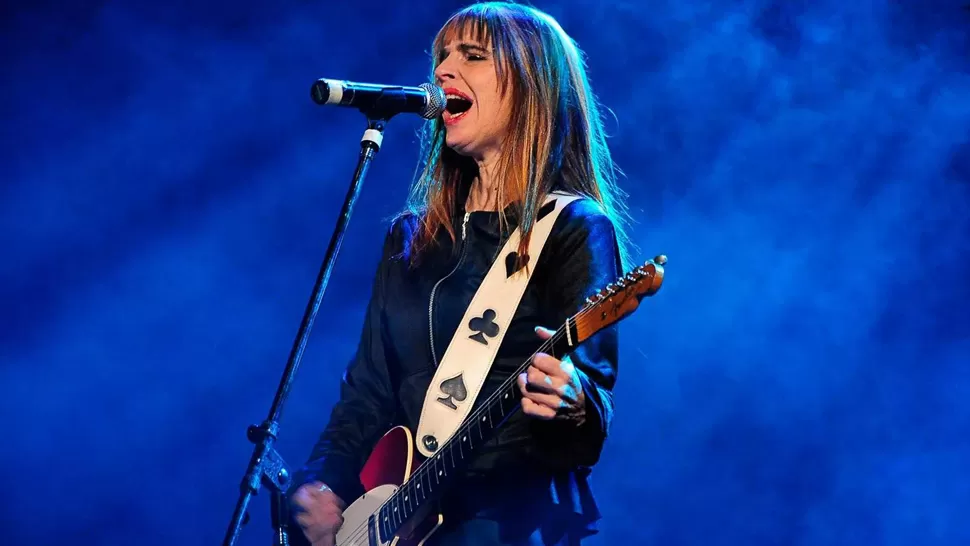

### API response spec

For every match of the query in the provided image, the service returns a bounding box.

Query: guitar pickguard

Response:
[335,427,443,546]
[336,484,396,546]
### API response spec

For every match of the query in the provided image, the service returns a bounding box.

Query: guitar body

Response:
[335,427,443,546]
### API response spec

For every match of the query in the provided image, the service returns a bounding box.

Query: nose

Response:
[434,57,456,85]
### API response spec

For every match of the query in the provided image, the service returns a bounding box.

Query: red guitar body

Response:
[335,426,442,545]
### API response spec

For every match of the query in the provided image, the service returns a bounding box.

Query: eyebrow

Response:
[457,43,488,53]
[439,42,490,58]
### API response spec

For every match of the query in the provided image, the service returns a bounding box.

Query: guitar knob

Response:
[422,435,439,452]
[654,254,667,265]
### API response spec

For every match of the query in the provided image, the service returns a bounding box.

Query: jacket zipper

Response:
[428,212,470,368]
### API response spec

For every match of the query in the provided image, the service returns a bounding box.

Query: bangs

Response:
[432,4,511,67]
[431,4,539,95]
[434,13,492,54]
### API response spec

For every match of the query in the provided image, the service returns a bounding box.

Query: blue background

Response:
[2,1,969,545]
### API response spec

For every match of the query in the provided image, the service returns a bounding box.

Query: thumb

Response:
[534,326,555,340]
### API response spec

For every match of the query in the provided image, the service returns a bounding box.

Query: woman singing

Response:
[290,2,634,544]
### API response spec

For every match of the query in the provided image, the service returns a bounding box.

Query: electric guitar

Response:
[331,255,667,546]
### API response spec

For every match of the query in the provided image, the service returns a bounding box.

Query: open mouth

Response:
[443,88,473,124]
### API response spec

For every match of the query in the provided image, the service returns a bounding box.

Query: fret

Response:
[390,493,400,527]
[421,464,430,498]
[503,386,516,413]
[435,453,445,481]
[380,506,390,542]
[487,399,500,427]
[383,503,391,533]
[550,330,570,361]
[562,319,572,352]
[473,417,484,442]
[402,484,413,519]
[386,503,396,534]
[391,496,400,529]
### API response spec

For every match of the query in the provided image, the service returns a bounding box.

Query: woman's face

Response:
[434,34,513,162]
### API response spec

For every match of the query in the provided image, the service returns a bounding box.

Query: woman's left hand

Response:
[517,326,586,425]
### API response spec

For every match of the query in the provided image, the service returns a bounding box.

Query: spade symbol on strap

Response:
[437,373,467,410]
[468,309,500,345]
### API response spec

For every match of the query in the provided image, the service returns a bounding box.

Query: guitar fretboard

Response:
[375,318,578,542]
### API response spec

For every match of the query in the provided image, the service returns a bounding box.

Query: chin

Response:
[445,137,474,157]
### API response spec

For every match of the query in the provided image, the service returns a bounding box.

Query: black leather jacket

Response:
[290,195,622,538]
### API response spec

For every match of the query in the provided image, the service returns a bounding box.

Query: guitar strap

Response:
[415,191,581,458]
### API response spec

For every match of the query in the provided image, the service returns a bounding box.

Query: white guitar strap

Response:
[415,191,581,457]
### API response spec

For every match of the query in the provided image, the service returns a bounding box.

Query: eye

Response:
[466,53,486,61]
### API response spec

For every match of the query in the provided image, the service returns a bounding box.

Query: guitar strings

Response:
[335,313,593,545]
[336,273,641,545]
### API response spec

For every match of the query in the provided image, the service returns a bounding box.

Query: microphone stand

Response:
[222,114,390,546]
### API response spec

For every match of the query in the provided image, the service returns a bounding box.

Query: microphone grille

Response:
[420,83,446,120]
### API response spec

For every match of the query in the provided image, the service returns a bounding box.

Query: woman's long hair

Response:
[401,1,634,270]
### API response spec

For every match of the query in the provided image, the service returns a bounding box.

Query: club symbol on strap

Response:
[468,309,500,345]
[437,373,467,410]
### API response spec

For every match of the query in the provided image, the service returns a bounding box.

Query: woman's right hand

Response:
[292,482,347,546]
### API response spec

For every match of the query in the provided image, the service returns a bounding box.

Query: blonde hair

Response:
[401,1,633,270]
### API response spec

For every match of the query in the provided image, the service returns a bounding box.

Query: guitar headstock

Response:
[574,255,666,343]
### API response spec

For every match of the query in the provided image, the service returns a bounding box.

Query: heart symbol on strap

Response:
[505,251,529,278]
[536,199,557,222]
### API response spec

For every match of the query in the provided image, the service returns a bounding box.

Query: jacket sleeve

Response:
[533,198,624,469]
[289,223,400,506]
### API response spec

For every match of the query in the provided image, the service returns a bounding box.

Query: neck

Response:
[467,154,499,212]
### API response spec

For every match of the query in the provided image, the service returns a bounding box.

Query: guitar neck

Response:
[375,254,666,542]
[374,319,578,540]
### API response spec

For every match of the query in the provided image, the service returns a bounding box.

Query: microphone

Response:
[311,79,446,120]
